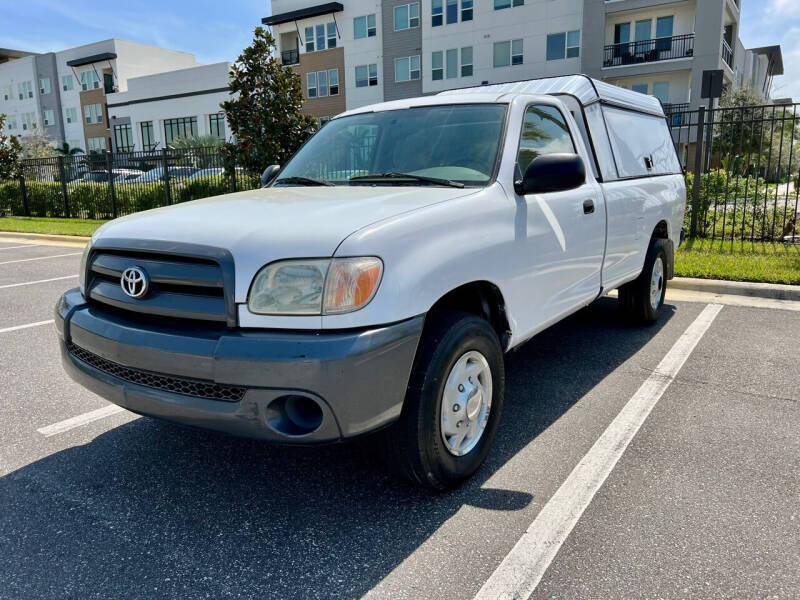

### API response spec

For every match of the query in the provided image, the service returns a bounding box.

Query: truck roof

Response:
[337,75,665,119]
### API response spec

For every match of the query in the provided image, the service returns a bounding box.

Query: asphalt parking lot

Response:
[1,239,798,599]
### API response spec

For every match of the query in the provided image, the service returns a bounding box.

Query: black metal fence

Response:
[667,102,799,242]
[0,147,259,220]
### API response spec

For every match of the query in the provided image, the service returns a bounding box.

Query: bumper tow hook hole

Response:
[267,395,324,436]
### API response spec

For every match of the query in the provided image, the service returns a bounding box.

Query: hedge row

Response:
[0,175,260,220]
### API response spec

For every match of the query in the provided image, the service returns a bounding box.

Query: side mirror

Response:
[514,153,586,196]
[261,164,281,187]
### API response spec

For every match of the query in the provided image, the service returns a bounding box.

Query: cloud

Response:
[767,0,800,19]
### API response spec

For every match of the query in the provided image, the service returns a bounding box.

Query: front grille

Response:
[86,249,230,324]
[67,341,246,402]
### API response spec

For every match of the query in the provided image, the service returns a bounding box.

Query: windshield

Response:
[275,103,507,187]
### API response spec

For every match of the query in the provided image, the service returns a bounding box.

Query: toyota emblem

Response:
[120,266,149,299]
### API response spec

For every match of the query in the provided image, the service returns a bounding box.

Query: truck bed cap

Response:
[438,74,665,117]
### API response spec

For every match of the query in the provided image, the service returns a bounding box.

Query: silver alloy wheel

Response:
[440,350,493,457]
[650,256,665,311]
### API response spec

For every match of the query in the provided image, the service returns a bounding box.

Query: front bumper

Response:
[56,288,423,443]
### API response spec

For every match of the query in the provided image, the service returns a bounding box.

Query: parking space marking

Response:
[0,275,77,290]
[0,244,40,251]
[0,252,81,266]
[37,405,127,437]
[474,303,724,600]
[0,319,54,334]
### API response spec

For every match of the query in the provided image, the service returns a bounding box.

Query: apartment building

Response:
[263,0,783,120]
[0,39,200,153]
[106,62,231,152]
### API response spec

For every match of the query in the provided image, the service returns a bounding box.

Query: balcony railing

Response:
[281,49,299,66]
[663,102,690,126]
[722,39,733,69]
[603,33,694,68]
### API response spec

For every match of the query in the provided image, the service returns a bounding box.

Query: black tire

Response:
[618,238,669,324]
[382,311,505,491]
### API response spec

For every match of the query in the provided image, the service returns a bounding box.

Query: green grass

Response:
[676,239,800,285]
[0,216,104,237]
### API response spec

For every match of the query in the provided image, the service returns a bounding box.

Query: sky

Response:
[2,0,797,101]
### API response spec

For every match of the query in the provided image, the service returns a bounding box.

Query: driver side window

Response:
[517,105,576,175]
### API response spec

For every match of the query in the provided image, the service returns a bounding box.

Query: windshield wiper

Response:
[274,176,334,187]
[349,172,464,188]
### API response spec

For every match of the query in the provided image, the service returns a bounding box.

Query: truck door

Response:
[514,103,606,326]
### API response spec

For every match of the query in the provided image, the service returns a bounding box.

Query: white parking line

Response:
[37,405,127,437]
[0,252,81,266]
[0,319,54,334]
[0,274,77,289]
[0,244,40,250]
[474,303,724,600]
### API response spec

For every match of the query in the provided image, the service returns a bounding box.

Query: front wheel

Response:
[618,238,669,324]
[382,312,505,491]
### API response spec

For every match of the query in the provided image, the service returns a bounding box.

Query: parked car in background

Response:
[57,75,684,490]
[188,167,246,180]
[132,166,198,182]
[81,169,144,183]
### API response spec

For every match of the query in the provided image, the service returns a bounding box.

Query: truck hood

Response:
[95,185,476,300]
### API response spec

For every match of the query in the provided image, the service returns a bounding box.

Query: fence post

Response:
[19,174,29,216]
[57,156,70,218]
[690,106,705,238]
[162,148,172,205]
[105,151,117,218]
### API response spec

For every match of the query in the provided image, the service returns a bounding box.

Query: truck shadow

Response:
[1,297,676,599]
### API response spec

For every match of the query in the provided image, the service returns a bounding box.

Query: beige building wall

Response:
[291,47,346,119]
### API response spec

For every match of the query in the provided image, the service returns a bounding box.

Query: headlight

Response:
[248,257,383,315]
[79,239,92,295]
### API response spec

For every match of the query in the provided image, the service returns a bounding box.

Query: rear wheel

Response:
[382,312,504,491]
[618,239,669,324]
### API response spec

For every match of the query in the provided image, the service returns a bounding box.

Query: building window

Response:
[394,3,420,31]
[356,64,378,87]
[652,81,669,103]
[42,109,55,126]
[632,83,648,94]
[305,26,315,52]
[446,48,458,79]
[395,55,421,82]
[64,107,78,124]
[494,39,523,67]
[87,137,107,153]
[307,72,317,98]
[62,75,74,91]
[209,112,225,139]
[329,69,339,94]
[2,86,9,101]
[494,0,523,9]
[432,0,443,26]
[446,0,457,24]
[315,24,326,51]
[461,0,473,21]
[327,22,337,48]
[39,77,51,95]
[114,123,134,152]
[21,112,36,131]
[84,103,103,124]
[140,121,156,151]
[431,51,443,80]
[547,31,580,60]
[461,46,473,76]
[163,116,198,145]
[354,14,376,39]
[5,115,16,129]
[319,70,329,96]
[18,81,33,100]
[80,71,100,91]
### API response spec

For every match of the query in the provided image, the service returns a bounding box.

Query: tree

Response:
[55,141,83,155]
[0,114,22,180]
[18,127,57,159]
[221,27,316,174]
[712,87,765,169]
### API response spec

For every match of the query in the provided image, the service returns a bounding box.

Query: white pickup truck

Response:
[57,75,685,490]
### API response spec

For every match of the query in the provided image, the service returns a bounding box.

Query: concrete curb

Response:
[0,231,90,246]
[671,277,800,302]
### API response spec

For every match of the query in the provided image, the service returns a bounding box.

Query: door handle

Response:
[583,199,595,214]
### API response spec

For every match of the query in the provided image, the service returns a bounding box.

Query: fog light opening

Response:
[266,395,324,436]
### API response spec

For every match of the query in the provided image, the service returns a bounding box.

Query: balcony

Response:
[603,34,694,68]
[281,49,300,66]
[722,39,733,69]
[663,102,690,126]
